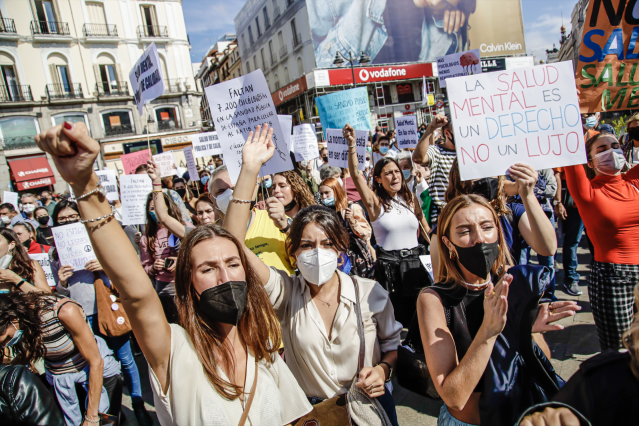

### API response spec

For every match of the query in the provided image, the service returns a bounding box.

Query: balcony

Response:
[46,83,83,100]
[157,120,181,131]
[273,7,280,20]
[30,20,70,36]
[270,52,278,65]
[279,45,288,60]
[137,25,168,38]
[96,81,129,97]
[0,84,33,102]
[265,19,271,30]
[262,58,269,70]
[0,18,16,33]
[286,0,295,8]
[104,124,135,137]
[83,23,118,37]
[166,78,188,93]
[293,33,302,48]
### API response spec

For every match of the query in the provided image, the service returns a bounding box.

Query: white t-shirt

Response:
[149,324,312,426]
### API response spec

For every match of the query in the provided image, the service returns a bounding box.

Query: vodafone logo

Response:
[359,69,369,81]
[278,83,300,101]
[359,67,407,82]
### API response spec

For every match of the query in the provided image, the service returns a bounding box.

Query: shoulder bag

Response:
[94,272,132,337]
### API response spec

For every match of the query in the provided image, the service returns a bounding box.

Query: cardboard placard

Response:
[121,149,150,175]
[120,175,152,226]
[292,124,320,162]
[3,191,18,211]
[325,129,367,171]
[52,223,97,271]
[152,151,177,178]
[437,49,482,88]
[95,169,119,201]
[278,115,293,153]
[316,87,372,138]
[394,115,419,149]
[183,146,199,183]
[192,132,222,157]
[29,253,55,288]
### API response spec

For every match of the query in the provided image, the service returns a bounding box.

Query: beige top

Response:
[149,324,312,426]
[265,268,402,399]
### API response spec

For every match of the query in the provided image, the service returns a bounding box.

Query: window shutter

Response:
[93,64,102,92]
[49,64,61,94]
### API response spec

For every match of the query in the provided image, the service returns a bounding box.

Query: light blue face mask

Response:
[3,324,23,348]
[402,170,412,180]
[323,196,335,207]
[380,146,389,154]
[201,176,210,185]
[584,115,598,129]
[0,289,9,294]
[263,178,272,189]
[149,211,158,223]
[366,146,372,153]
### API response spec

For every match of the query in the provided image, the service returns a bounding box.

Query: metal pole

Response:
[349,51,356,87]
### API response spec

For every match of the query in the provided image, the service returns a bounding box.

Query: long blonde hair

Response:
[437,194,513,285]
[623,283,639,380]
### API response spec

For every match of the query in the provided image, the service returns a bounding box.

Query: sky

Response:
[184,0,581,67]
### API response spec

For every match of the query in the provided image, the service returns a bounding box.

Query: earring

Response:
[450,251,457,261]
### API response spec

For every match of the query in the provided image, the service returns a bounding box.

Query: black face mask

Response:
[322,155,328,162]
[629,127,639,141]
[283,199,297,212]
[446,131,455,146]
[37,216,49,225]
[175,188,187,198]
[21,239,31,249]
[196,281,248,326]
[453,241,500,279]
[471,178,499,201]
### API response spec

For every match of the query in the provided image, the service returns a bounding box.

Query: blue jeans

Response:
[87,314,143,403]
[562,207,584,285]
[438,405,478,426]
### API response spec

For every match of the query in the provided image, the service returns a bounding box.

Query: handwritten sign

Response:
[121,149,150,175]
[446,61,586,181]
[278,115,293,153]
[316,87,371,138]
[183,146,199,183]
[152,151,177,178]
[192,132,222,157]
[292,124,319,162]
[29,253,55,288]
[3,191,18,211]
[437,49,482,88]
[204,69,293,183]
[419,255,434,281]
[95,169,118,201]
[394,116,419,149]
[120,175,152,225]
[325,129,367,171]
[52,223,97,271]
[129,42,165,116]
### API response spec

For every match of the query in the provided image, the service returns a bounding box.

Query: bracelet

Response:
[80,205,116,224]
[13,278,26,289]
[84,415,100,424]
[152,183,162,186]
[378,361,393,383]
[71,181,106,202]
[152,189,163,193]
[230,196,252,204]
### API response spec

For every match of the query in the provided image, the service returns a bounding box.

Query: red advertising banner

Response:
[326,63,434,86]
[8,157,54,182]
[15,176,56,191]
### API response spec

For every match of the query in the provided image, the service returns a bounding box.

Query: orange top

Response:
[564,164,639,264]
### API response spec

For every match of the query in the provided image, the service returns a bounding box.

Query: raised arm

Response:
[412,114,446,165]
[146,159,187,238]
[509,164,557,257]
[564,164,594,204]
[34,123,171,391]
[344,124,381,220]
[223,124,275,285]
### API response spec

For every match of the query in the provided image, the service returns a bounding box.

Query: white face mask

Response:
[0,216,10,225]
[212,188,232,215]
[337,178,344,187]
[296,247,338,286]
[22,204,35,214]
[0,253,13,269]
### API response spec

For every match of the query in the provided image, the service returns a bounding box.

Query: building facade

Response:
[556,0,589,68]
[0,0,202,193]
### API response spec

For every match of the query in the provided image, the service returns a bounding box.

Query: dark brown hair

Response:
[272,171,316,209]
[372,157,417,215]
[286,205,349,257]
[585,132,618,180]
[145,192,185,255]
[0,228,35,284]
[173,225,281,399]
[319,177,348,212]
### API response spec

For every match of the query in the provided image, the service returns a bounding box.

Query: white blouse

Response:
[265,268,402,400]
[149,324,312,426]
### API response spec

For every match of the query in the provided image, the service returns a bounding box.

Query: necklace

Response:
[461,277,491,290]
[314,277,339,307]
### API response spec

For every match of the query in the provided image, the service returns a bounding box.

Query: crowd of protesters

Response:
[0,106,636,426]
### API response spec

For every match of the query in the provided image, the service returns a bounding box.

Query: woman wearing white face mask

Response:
[226,131,402,426]
[565,133,639,351]
[0,228,50,294]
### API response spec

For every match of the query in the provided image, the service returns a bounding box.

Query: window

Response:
[269,40,275,63]
[94,54,125,95]
[47,53,76,97]
[260,48,266,68]
[248,26,254,45]
[274,74,280,90]
[253,56,258,71]
[155,106,180,131]
[375,85,392,106]
[0,116,40,149]
[284,67,290,85]
[52,113,90,136]
[396,83,414,103]
[0,53,25,102]
[255,17,261,38]
[34,1,59,33]
[241,34,246,52]
[140,5,159,36]
[102,110,134,137]
[86,2,107,25]
[246,62,251,74]
[297,57,303,77]
[263,7,270,28]
[291,19,300,45]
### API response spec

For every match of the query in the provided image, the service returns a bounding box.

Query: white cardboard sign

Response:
[95,169,119,201]
[152,151,177,178]
[120,175,152,226]
[129,42,165,116]
[204,69,293,183]
[325,129,367,171]
[419,255,434,281]
[292,124,319,162]
[29,253,55,288]
[394,115,419,149]
[183,146,199,183]
[446,61,586,181]
[278,115,293,154]
[3,191,18,212]
[192,132,222,157]
[437,49,482,88]
[52,223,97,271]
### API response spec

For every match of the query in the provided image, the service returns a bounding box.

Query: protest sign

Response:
[278,115,293,153]
[121,149,150,175]
[394,115,419,149]
[120,175,152,225]
[446,61,586,181]
[204,69,293,183]
[576,0,639,112]
[419,255,434,281]
[52,223,97,271]
[29,253,55,288]
[437,49,482,88]
[3,191,18,211]
[316,87,371,139]
[292,124,319,161]
[183,146,199,183]
[129,42,165,116]
[325,129,367,171]
[192,132,222,158]
[95,169,119,201]
[152,151,177,177]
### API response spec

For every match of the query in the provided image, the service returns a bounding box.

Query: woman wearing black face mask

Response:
[12,222,51,254]
[35,121,312,425]
[34,206,53,245]
[416,195,579,426]
[173,177,197,216]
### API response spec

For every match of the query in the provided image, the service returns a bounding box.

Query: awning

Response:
[15,176,56,191]
[8,156,54,182]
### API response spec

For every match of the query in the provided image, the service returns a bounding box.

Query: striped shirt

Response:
[427,145,457,226]
[41,296,88,375]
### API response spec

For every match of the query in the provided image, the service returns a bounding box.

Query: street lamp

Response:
[333,51,371,87]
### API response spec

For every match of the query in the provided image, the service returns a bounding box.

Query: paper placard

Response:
[325,129,367,171]
[446,61,587,181]
[120,175,152,225]
[183,146,199,183]
[52,223,97,271]
[278,115,293,153]
[192,132,222,157]
[3,191,18,212]
[29,253,55,288]
[152,151,177,178]
[121,149,150,175]
[419,255,434,281]
[95,169,119,201]
[129,42,165,116]
[394,115,419,149]
[436,49,482,88]
[292,124,320,162]
[204,69,294,183]
[316,87,372,138]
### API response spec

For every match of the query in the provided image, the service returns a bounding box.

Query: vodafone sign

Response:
[326,63,433,86]
[272,75,308,106]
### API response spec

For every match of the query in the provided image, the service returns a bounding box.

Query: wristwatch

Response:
[553,199,561,206]
[279,217,293,234]
[378,361,393,383]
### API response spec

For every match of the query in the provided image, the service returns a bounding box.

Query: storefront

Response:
[7,155,57,193]
[272,75,308,124]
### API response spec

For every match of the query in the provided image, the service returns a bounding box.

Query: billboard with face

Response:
[307,0,527,67]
